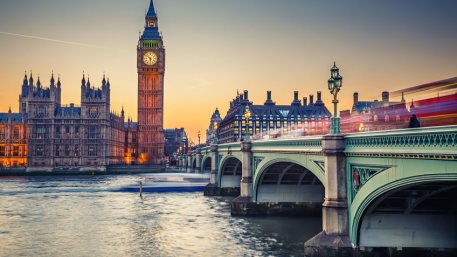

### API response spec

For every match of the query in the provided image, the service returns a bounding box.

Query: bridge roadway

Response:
[175,126,457,256]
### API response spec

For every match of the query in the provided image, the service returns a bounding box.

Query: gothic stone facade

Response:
[20,73,125,171]
[0,110,28,168]
[137,0,165,164]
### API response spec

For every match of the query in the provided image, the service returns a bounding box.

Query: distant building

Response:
[217,90,332,144]
[164,128,188,157]
[0,108,27,168]
[18,72,125,171]
[206,108,222,145]
[340,91,410,133]
[124,119,139,165]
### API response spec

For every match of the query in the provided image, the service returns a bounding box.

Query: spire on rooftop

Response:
[81,71,86,86]
[37,75,41,88]
[29,71,34,84]
[102,73,106,86]
[50,71,55,85]
[147,0,157,18]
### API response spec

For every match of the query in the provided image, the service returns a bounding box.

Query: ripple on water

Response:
[0,175,321,257]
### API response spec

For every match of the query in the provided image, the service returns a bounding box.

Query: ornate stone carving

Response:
[350,164,393,199]
[252,156,264,173]
[312,160,325,173]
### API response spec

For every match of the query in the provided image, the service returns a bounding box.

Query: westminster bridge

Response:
[175,125,457,255]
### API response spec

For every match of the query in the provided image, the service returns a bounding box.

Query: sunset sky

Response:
[0,0,456,142]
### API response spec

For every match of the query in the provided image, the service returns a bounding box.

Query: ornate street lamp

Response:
[328,62,343,134]
[198,130,201,147]
[213,122,218,144]
[244,105,251,141]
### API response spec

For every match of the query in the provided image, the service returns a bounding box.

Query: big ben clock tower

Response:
[137,0,165,164]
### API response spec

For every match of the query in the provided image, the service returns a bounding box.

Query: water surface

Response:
[0,175,321,257]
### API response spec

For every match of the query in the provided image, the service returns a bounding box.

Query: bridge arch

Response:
[351,172,457,249]
[218,156,242,188]
[253,158,324,206]
[253,157,325,203]
[201,156,211,173]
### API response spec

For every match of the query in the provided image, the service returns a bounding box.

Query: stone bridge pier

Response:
[231,141,255,213]
[186,155,192,173]
[195,150,201,173]
[203,145,220,196]
[304,134,352,256]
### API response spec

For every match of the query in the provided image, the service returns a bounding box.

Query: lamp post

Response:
[328,62,343,134]
[198,130,201,147]
[212,122,218,144]
[244,105,251,141]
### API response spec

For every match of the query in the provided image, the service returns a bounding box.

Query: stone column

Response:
[240,141,253,198]
[304,134,352,256]
[195,150,201,173]
[180,157,185,172]
[183,157,188,172]
[231,141,256,215]
[204,145,219,196]
[210,145,218,184]
[187,155,192,173]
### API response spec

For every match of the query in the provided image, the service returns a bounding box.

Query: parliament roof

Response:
[0,113,27,123]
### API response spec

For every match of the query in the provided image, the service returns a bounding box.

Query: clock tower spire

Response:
[137,0,165,164]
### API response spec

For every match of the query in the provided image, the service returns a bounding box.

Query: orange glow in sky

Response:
[0,0,456,142]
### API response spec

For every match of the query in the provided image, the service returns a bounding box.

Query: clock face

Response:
[143,51,158,65]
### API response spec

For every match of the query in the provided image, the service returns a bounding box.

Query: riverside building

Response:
[217,90,332,144]
[15,72,125,172]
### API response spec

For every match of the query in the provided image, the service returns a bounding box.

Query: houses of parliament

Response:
[0,0,165,170]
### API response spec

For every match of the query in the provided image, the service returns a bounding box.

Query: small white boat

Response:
[120,173,210,193]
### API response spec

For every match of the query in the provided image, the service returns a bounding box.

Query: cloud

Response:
[0,31,101,48]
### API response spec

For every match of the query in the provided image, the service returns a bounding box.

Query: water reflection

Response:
[0,175,321,257]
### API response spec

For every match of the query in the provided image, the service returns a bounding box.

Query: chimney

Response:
[354,92,359,105]
[309,94,314,105]
[264,91,275,105]
[303,97,308,106]
[317,91,322,102]
[70,103,74,108]
[243,90,249,100]
[382,91,389,102]
[291,91,301,106]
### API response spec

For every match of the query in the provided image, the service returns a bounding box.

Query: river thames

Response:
[0,174,321,257]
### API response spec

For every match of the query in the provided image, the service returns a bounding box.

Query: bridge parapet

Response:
[344,125,457,159]
[251,136,323,153]
[216,142,242,154]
